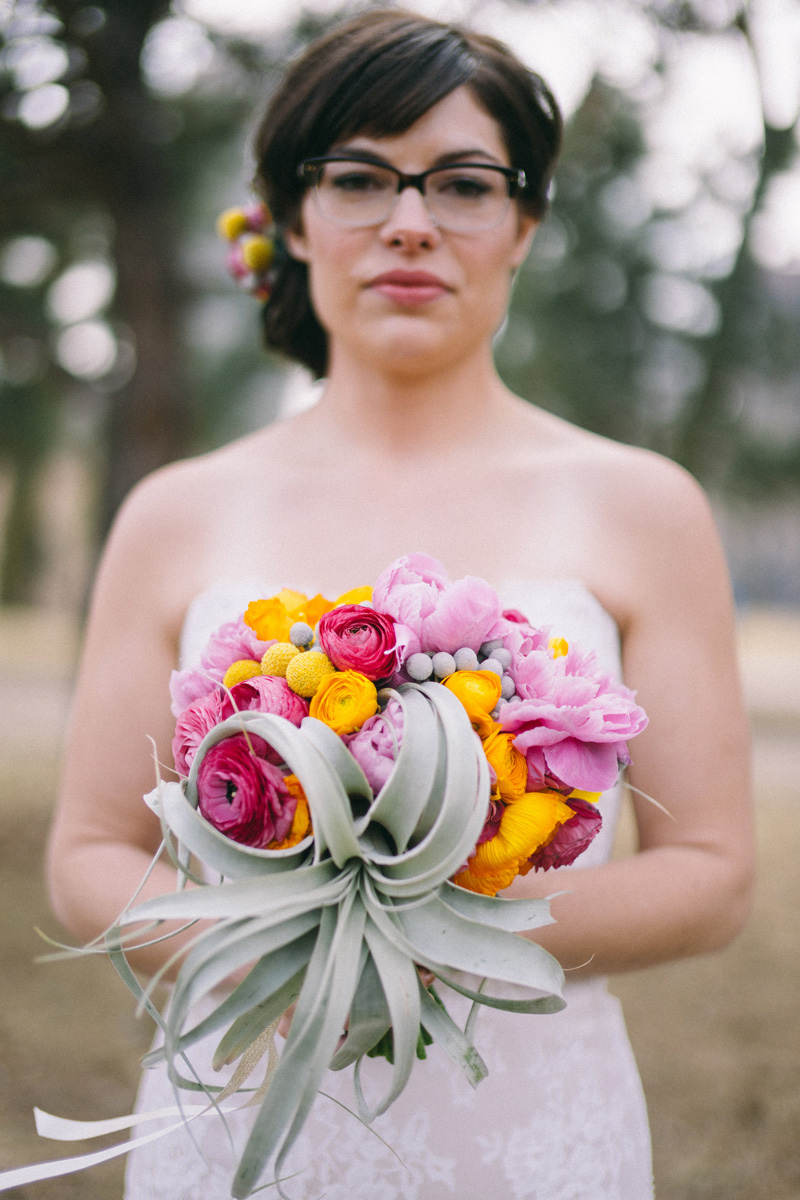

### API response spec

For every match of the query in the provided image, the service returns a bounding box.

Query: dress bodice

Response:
[178,576,625,870]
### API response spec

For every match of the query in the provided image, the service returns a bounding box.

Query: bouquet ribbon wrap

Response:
[0,682,565,1198]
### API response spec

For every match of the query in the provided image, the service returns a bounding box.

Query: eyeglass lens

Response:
[311,161,515,231]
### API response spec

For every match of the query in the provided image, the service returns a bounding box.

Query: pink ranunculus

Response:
[197,735,296,848]
[224,676,309,764]
[200,617,273,682]
[173,689,228,777]
[502,643,647,792]
[318,605,399,680]
[373,553,504,659]
[347,698,404,794]
[528,798,602,871]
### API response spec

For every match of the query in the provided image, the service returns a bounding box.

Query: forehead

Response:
[332,86,510,169]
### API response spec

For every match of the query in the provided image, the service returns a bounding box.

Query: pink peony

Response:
[502,643,647,793]
[170,668,217,718]
[197,735,296,848]
[373,553,504,660]
[200,617,273,680]
[347,698,404,794]
[318,605,398,680]
[173,675,308,776]
[528,797,602,871]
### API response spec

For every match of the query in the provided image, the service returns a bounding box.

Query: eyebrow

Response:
[330,145,504,168]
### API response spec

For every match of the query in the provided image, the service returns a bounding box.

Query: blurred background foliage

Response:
[0,0,799,608]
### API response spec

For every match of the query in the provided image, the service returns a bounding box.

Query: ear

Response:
[285,226,310,263]
[510,214,539,270]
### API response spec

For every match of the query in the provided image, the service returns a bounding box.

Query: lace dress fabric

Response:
[124,579,654,1200]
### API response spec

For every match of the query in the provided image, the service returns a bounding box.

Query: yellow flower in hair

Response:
[453,789,575,896]
[481,727,527,801]
[241,234,274,271]
[217,207,249,240]
[441,670,502,737]
[310,670,378,735]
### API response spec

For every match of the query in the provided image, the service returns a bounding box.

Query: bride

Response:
[46,10,753,1199]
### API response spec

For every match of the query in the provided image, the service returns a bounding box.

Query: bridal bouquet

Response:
[0,554,646,1200]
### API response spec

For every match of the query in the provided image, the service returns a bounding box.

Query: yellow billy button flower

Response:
[548,635,569,659]
[240,234,274,272]
[222,659,262,689]
[441,670,502,738]
[261,642,300,677]
[481,727,528,801]
[309,670,379,735]
[285,650,336,698]
[453,789,575,896]
[216,207,249,241]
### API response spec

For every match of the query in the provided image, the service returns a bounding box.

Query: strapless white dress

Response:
[124,579,654,1200]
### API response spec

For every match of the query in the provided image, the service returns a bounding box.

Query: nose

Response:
[379,184,441,250]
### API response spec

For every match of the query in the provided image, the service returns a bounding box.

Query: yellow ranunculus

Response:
[548,635,569,659]
[309,670,378,735]
[441,670,502,737]
[333,586,373,607]
[481,727,527,801]
[453,789,575,896]
[245,590,336,642]
[269,775,312,850]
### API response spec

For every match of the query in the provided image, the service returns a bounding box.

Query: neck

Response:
[294,339,519,463]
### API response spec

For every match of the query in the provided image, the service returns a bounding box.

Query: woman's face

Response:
[287,86,538,376]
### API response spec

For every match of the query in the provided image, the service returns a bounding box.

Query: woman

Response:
[47,10,753,1199]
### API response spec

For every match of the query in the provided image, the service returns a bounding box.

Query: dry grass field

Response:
[0,607,798,1199]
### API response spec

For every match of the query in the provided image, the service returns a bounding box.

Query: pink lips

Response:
[367,270,451,306]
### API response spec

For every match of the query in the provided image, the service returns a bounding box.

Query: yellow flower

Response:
[548,635,569,659]
[216,207,249,241]
[309,670,378,735]
[261,642,300,677]
[481,727,527,801]
[269,775,312,850]
[241,234,274,272]
[453,789,575,896]
[244,591,336,642]
[285,650,336,698]
[222,659,262,689]
[334,586,373,607]
[441,670,502,737]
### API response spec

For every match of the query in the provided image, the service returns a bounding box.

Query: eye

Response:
[432,171,496,200]
[327,166,389,193]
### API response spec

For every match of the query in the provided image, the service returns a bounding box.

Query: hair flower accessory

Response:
[217,200,281,301]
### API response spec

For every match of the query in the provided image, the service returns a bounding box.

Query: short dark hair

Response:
[253,8,563,378]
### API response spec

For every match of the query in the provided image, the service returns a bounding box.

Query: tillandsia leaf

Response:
[328,950,391,1071]
[439,880,557,932]
[360,687,443,850]
[212,967,306,1071]
[417,980,488,1088]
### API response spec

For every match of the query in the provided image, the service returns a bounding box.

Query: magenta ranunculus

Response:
[528,798,602,871]
[318,605,399,680]
[373,553,504,659]
[196,735,296,848]
[347,698,404,794]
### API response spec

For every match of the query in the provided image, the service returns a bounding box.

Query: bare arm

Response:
[506,461,754,974]
[46,467,208,977]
